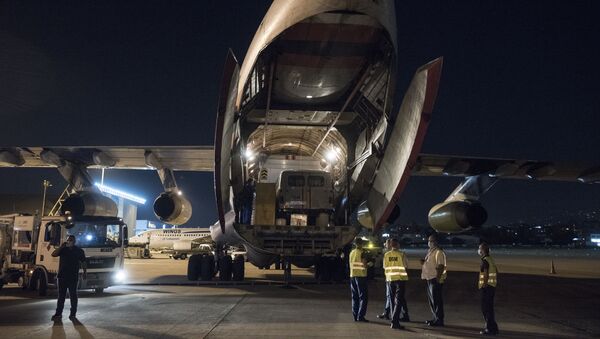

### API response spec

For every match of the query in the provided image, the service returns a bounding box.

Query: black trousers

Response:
[56,278,78,316]
[481,286,499,332]
[350,276,368,320]
[383,282,391,316]
[426,278,444,323]
[389,280,408,325]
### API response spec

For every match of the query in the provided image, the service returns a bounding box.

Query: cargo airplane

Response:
[1,0,598,279]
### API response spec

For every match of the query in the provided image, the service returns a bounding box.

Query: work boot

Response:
[480,329,498,336]
[69,314,77,321]
[426,320,444,326]
[391,323,405,330]
[377,313,390,320]
[357,317,369,322]
[51,314,61,321]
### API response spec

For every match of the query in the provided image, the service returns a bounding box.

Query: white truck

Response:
[0,213,129,295]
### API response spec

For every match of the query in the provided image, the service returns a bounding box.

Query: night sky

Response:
[1,1,599,227]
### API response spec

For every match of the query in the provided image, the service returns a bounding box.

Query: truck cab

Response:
[0,214,128,295]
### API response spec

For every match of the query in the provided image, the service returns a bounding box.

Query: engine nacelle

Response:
[428,201,487,233]
[153,191,192,225]
[61,192,118,217]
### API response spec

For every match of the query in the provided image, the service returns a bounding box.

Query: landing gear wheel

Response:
[332,256,345,282]
[187,254,201,280]
[232,255,245,281]
[200,254,215,281]
[218,255,233,281]
[319,257,332,282]
[94,288,104,294]
[313,255,322,280]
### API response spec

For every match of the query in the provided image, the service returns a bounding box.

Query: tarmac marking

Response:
[201,293,247,338]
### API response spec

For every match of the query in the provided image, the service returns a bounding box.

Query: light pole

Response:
[41,180,52,216]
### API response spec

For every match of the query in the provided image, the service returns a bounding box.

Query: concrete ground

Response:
[0,248,598,338]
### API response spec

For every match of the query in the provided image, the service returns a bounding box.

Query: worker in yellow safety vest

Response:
[349,237,371,322]
[377,238,392,320]
[383,238,410,330]
[478,242,499,336]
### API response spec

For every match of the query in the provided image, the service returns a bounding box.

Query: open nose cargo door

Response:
[366,58,443,232]
[214,50,241,233]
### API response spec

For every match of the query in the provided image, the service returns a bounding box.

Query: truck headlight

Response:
[113,270,126,282]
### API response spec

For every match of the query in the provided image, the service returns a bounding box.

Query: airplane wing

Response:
[413,153,600,183]
[0,146,214,171]
[4,147,598,184]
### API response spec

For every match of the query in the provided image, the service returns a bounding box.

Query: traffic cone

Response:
[550,260,556,274]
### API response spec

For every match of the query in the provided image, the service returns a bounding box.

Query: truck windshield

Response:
[287,175,305,187]
[66,222,121,248]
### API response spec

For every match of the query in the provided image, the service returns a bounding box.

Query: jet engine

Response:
[153,191,192,225]
[61,192,118,217]
[428,201,487,233]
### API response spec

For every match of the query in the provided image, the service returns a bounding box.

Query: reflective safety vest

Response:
[349,248,367,277]
[383,250,408,282]
[479,255,498,288]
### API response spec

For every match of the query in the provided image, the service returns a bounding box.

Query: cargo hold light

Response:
[245,149,255,161]
[94,183,146,204]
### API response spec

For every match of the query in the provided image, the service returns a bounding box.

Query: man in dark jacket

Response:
[49,235,87,321]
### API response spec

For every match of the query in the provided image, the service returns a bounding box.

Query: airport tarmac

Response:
[1,248,598,338]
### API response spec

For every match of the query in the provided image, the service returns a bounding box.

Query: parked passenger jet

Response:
[1,0,598,277]
[129,228,211,252]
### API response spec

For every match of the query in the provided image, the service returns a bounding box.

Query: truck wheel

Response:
[232,255,245,281]
[94,288,104,294]
[200,254,214,281]
[18,276,27,289]
[29,271,39,291]
[187,254,200,280]
[36,271,48,296]
[218,256,233,281]
[180,254,187,260]
[172,254,180,260]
